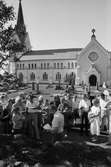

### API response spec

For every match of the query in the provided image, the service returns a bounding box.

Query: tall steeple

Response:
[16,0,25,31]
[14,0,31,51]
[15,0,26,43]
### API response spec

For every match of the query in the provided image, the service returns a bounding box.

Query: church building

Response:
[9,0,111,88]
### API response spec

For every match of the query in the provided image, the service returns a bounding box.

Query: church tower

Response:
[9,0,31,74]
[15,0,31,51]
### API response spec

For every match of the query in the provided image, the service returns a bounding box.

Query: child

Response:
[12,107,25,135]
[88,98,101,140]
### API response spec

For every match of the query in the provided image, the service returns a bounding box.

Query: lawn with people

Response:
[0,84,111,166]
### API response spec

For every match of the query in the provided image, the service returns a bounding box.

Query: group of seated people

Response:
[0,89,111,143]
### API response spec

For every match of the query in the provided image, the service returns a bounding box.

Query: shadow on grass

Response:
[0,132,111,166]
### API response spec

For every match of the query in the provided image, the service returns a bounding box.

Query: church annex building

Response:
[9,0,111,87]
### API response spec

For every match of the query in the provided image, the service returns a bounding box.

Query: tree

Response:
[0,0,25,71]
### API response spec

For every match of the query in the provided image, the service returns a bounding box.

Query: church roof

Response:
[20,48,82,61]
[23,48,82,55]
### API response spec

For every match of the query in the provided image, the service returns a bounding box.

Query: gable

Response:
[78,37,109,59]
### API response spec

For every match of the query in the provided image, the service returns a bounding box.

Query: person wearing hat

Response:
[88,98,101,140]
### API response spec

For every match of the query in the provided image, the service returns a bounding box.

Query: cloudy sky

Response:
[5,0,111,51]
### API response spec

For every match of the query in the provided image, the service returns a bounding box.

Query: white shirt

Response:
[79,99,90,111]
[26,100,37,113]
[91,106,100,116]
[52,111,64,133]
[99,98,107,118]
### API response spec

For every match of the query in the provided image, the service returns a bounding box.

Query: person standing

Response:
[88,98,101,140]
[12,107,25,135]
[102,90,111,132]
[49,104,64,143]
[71,95,79,126]
[99,93,107,131]
[79,94,91,135]
[25,95,40,140]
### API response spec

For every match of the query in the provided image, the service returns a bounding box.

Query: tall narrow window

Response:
[44,63,46,69]
[56,72,61,81]
[71,62,74,68]
[32,64,33,69]
[30,72,35,81]
[47,63,49,69]
[35,64,36,69]
[68,62,70,69]
[41,63,43,69]
[57,63,59,69]
[75,62,77,68]
[28,64,30,69]
[54,63,56,69]
[61,63,63,69]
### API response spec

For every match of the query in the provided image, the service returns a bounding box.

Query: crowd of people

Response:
[0,88,111,143]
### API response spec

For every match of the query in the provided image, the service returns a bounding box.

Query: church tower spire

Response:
[13,0,31,51]
[16,0,25,31]
[15,0,26,43]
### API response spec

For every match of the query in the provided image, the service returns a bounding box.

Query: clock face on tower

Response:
[88,52,99,62]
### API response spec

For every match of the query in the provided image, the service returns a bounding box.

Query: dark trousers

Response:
[24,112,42,140]
[80,111,89,134]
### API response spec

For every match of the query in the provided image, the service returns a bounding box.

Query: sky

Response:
[4,0,111,51]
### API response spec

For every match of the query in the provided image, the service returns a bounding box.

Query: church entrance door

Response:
[89,75,97,86]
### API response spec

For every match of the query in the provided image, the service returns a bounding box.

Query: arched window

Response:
[30,72,35,81]
[47,63,50,69]
[61,63,63,69]
[43,72,48,80]
[68,62,70,69]
[57,63,59,69]
[54,63,56,69]
[44,63,46,69]
[75,62,77,68]
[41,63,43,69]
[66,73,68,80]
[71,62,74,68]
[19,73,23,82]
[32,64,33,69]
[56,72,61,81]
[69,72,76,85]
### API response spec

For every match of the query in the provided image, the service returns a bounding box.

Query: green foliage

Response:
[0,0,15,52]
[0,1,26,70]
[0,71,26,90]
